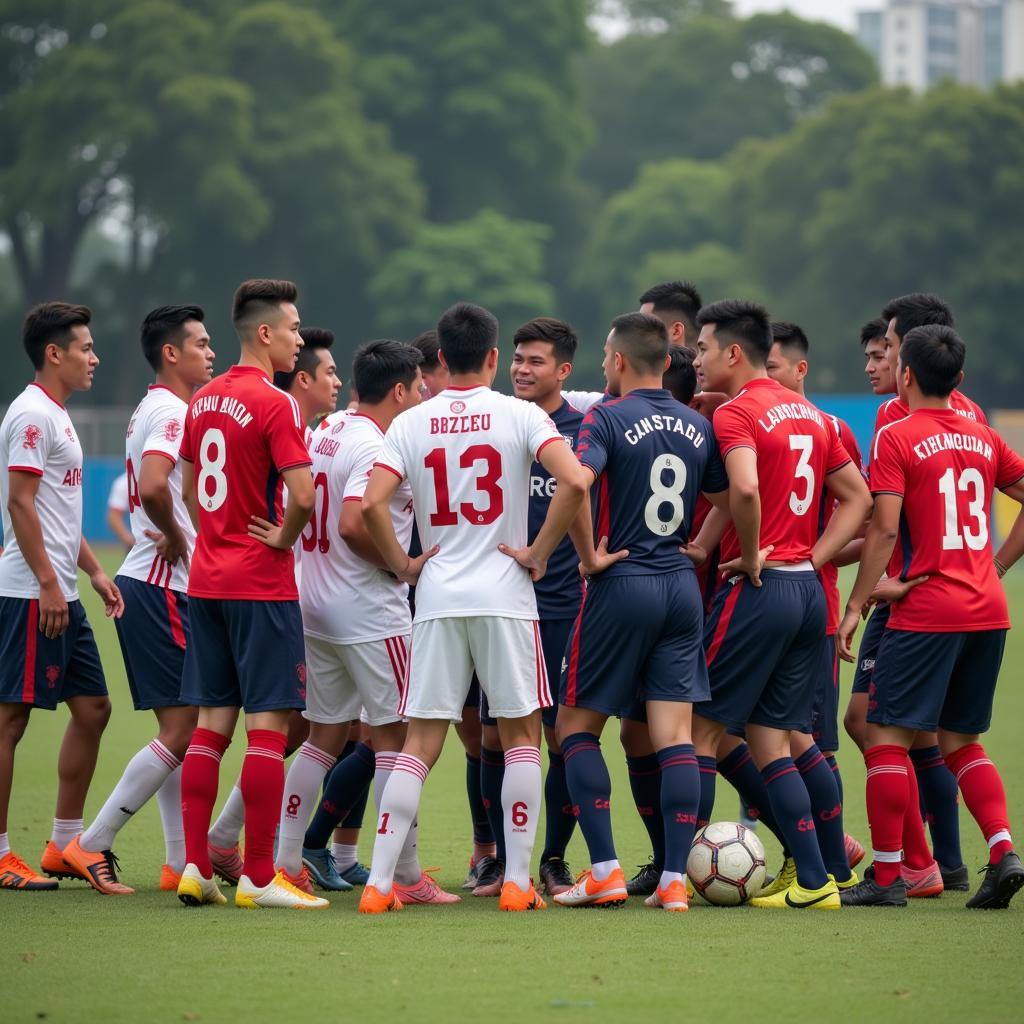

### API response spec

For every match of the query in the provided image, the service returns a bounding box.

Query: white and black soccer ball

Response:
[686,821,767,906]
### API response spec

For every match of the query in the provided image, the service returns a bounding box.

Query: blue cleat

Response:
[301,847,353,892]
[339,861,370,886]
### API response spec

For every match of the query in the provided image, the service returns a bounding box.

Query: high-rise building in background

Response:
[856,0,1024,89]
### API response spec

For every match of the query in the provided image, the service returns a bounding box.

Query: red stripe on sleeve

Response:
[8,465,44,476]
[141,450,177,465]
[372,462,403,481]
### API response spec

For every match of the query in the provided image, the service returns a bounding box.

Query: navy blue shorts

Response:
[0,597,107,710]
[868,628,1006,734]
[464,675,480,711]
[803,633,840,753]
[114,576,190,710]
[851,603,890,695]
[560,570,708,717]
[180,598,306,713]
[696,568,825,733]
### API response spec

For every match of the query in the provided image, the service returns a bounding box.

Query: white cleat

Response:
[177,863,227,906]
[235,870,330,909]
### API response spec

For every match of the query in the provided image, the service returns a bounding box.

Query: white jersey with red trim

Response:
[299,410,414,643]
[0,382,84,600]
[376,386,563,622]
[117,385,194,592]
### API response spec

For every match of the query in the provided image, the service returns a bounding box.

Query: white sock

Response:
[591,859,620,881]
[208,782,245,848]
[51,818,83,851]
[156,766,186,872]
[81,740,179,853]
[659,870,685,889]
[374,751,421,886]
[367,754,428,894]
[501,747,542,889]
[276,742,334,874]
[331,843,358,871]
[0,832,9,858]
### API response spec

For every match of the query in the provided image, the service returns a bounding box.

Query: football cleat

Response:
[358,883,403,914]
[830,870,861,891]
[207,841,244,886]
[757,856,796,897]
[339,861,370,886]
[159,865,182,891]
[939,861,970,892]
[0,851,58,890]
[839,875,907,907]
[41,840,83,880]
[471,855,505,897]
[553,867,628,908]
[902,860,944,898]
[845,833,865,869]
[177,863,227,906]
[750,877,840,910]
[966,852,1024,910]
[644,879,689,912]
[462,857,481,890]
[625,860,660,897]
[393,868,461,904]
[278,865,315,896]
[302,847,354,892]
[539,857,574,896]
[499,880,546,911]
[235,871,329,909]
[61,837,134,895]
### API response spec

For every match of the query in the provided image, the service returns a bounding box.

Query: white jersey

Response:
[562,390,605,414]
[377,386,563,622]
[291,424,316,585]
[300,410,414,643]
[0,383,83,600]
[117,385,194,592]
[107,472,129,512]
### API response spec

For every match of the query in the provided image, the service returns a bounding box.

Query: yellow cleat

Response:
[750,877,840,910]
[235,871,329,909]
[757,856,796,897]
[177,863,227,906]
[830,870,860,891]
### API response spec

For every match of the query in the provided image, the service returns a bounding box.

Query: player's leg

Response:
[331,722,373,884]
[843,603,890,752]
[206,780,245,883]
[909,729,965,886]
[0,701,49,890]
[474,706,506,896]
[152,704,197,887]
[456,686,496,884]
[618,712,665,896]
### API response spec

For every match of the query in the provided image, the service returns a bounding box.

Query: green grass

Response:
[5,552,1024,1024]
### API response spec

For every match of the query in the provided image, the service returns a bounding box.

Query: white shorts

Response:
[303,634,408,726]
[401,616,551,722]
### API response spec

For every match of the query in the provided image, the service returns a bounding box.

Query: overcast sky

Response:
[732,0,862,31]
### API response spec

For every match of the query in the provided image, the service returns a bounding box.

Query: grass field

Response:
[5,552,1024,1024]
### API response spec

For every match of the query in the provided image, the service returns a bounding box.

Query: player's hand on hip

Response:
[39,578,69,639]
[580,536,629,578]
[836,607,862,663]
[247,515,292,550]
[679,541,707,567]
[866,574,928,608]
[144,528,190,570]
[398,545,440,586]
[719,544,774,587]
[90,571,124,619]
[498,543,547,582]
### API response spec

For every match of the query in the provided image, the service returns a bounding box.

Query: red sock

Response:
[181,728,231,877]
[902,759,934,871]
[945,743,1013,864]
[240,729,287,888]
[864,744,909,887]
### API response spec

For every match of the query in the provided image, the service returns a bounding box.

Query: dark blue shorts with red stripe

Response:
[114,575,190,710]
[0,596,107,709]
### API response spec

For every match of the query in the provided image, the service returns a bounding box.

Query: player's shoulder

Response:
[4,384,61,434]
[871,414,912,462]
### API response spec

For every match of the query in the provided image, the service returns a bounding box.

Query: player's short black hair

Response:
[771,321,809,357]
[140,305,205,372]
[512,317,578,364]
[231,278,298,333]
[437,302,499,374]
[860,317,888,348]
[638,281,703,331]
[353,340,423,404]
[274,327,334,392]
[609,311,669,373]
[663,347,697,405]
[696,299,772,365]
[23,302,92,370]
[899,325,965,399]
[411,330,441,371]
[881,292,954,342]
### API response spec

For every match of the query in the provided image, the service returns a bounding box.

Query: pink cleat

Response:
[392,868,461,905]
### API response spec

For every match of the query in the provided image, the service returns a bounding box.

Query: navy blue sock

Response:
[626,753,665,869]
[697,756,717,828]
[657,745,699,876]
[761,757,828,890]
[304,742,376,849]
[541,751,576,862]
[824,754,843,804]
[717,742,789,852]
[465,754,494,846]
[340,778,370,830]
[794,745,849,882]
[910,745,963,869]
[480,746,506,862]
[561,732,617,865]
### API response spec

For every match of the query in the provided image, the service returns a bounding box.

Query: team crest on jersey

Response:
[65,426,76,443]
[45,665,60,688]
[164,419,182,442]
[450,400,466,414]
[21,424,42,449]
[331,420,346,435]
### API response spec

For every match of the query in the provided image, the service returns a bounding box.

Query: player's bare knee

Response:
[69,696,111,734]
[0,704,31,747]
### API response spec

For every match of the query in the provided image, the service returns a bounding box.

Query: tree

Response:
[590,0,733,35]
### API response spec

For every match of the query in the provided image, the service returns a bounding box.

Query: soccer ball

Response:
[686,821,767,906]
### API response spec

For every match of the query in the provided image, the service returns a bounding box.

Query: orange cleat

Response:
[279,865,315,896]
[0,850,58,890]
[393,868,461,905]
[159,864,182,891]
[552,867,628,908]
[499,880,546,911]
[845,833,866,869]
[644,879,689,912]
[358,883,403,914]
[902,860,944,898]
[61,837,134,895]
[208,842,244,885]
[41,840,84,881]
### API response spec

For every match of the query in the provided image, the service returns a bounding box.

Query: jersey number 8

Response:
[198,428,228,512]
[644,454,687,536]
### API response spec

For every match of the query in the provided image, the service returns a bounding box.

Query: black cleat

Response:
[839,875,907,907]
[625,860,661,897]
[471,855,505,897]
[539,857,574,896]
[966,852,1024,910]
[938,861,970,892]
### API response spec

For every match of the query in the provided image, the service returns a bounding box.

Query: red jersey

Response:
[179,365,312,600]
[714,378,851,564]
[870,408,1024,632]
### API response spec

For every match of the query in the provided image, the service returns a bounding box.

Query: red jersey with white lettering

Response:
[714,378,851,564]
[870,408,1024,631]
[179,365,312,600]
[375,385,563,622]
[874,389,986,435]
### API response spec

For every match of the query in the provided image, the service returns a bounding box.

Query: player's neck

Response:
[32,370,72,406]
[355,401,397,432]
[534,389,564,415]
[293,392,321,428]
[618,372,663,396]
[237,348,275,377]
[153,371,193,404]
[723,364,768,397]
[446,372,491,390]
[907,392,952,412]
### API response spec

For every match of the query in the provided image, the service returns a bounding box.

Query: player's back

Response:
[874,389,985,435]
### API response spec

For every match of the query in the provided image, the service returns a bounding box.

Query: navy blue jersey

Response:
[529,399,585,619]
[577,388,727,577]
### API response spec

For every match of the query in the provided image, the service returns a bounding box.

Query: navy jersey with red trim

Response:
[529,399,585,618]
[577,388,727,577]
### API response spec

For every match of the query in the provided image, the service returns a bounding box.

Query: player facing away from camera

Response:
[638,280,703,350]
[837,325,1024,909]
[62,306,214,895]
[0,303,123,891]
[358,302,588,914]
[688,299,871,911]
[551,313,729,913]
[175,278,327,910]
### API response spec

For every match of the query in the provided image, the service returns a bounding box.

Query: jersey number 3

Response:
[425,445,504,527]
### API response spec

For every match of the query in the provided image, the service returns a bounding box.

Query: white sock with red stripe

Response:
[367,754,428,894]
[156,766,186,872]
[208,782,245,848]
[502,746,542,890]
[276,741,336,875]
[0,833,10,858]
[373,751,422,886]
[80,740,180,853]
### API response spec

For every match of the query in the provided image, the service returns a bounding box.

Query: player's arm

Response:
[718,447,772,586]
[77,536,124,619]
[994,476,1024,577]
[7,469,68,638]
[681,489,729,565]
[139,453,190,566]
[248,466,315,550]
[811,462,873,571]
[180,459,200,532]
[339,499,390,569]
[362,466,437,584]
[106,504,133,548]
